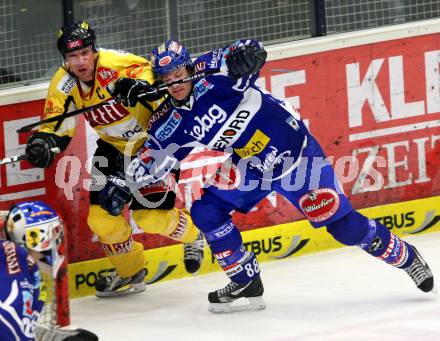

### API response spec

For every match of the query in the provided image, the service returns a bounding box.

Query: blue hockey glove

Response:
[99,172,133,216]
[226,41,267,79]
[107,78,165,107]
[26,132,60,168]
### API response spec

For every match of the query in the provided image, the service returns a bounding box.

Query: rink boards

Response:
[68,194,440,298]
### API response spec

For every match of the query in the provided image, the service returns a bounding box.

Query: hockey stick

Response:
[0,147,61,165]
[16,101,117,133]
[137,68,220,99]
[17,69,221,134]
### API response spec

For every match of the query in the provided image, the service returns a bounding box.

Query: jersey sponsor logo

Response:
[209,49,222,69]
[249,146,291,173]
[186,104,228,141]
[148,102,172,130]
[159,56,172,66]
[208,88,262,149]
[84,101,130,127]
[234,129,270,159]
[57,74,76,94]
[67,39,83,49]
[121,123,142,139]
[96,67,118,88]
[44,99,64,115]
[194,62,206,73]
[212,161,240,190]
[210,110,252,149]
[126,64,143,78]
[3,241,21,275]
[155,110,182,141]
[299,188,340,222]
[193,79,214,100]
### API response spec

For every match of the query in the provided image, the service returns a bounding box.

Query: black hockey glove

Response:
[99,172,133,216]
[226,44,267,79]
[107,78,165,107]
[25,132,61,168]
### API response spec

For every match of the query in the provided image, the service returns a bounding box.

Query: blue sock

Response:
[327,211,415,268]
[358,219,414,268]
[204,220,261,283]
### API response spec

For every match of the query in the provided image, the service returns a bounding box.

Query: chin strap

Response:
[171,92,194,110]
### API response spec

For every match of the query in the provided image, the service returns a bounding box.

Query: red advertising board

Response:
[1,33,439,262]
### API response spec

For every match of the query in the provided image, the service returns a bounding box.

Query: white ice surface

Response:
[71,232,440,341]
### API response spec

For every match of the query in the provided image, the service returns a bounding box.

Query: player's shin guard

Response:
[203,220,265,313]
[328,211,434,292]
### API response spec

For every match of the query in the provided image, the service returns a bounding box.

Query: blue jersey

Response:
[131,41,310,184]
[130,40,353,227]
[0,240,44,341]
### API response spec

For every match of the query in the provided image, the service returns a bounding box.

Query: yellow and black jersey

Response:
[41,48,159,155]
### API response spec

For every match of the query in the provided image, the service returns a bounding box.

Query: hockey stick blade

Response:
[17,100,117,133]
[0,147,61,165]
[138,69,220,99]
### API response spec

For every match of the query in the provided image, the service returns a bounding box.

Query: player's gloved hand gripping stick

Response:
[0,147,60,165]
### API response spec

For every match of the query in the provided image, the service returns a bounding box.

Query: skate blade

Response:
[95,282,146,298]
[208,296,266,314]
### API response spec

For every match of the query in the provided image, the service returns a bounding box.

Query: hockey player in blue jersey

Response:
[106,39,435,313]
[0,202,98,340]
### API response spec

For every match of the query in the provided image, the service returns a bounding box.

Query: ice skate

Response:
[404,246,435,293]
[183,232,205,274]
[208,275,266,313]
[95,268,146,297]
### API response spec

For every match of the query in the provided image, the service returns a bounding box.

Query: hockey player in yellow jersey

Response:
[24,21,205,297]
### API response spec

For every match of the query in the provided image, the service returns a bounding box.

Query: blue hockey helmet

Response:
[151,40,193,76]
[5,201,64,265]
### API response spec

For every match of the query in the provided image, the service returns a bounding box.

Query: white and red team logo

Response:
[96,67,119,88]
[159,56,172,66]
[299,188,340,222]
[212,162,240,190]
[67,39,83,49]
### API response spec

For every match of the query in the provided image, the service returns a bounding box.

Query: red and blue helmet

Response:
[151,40,193,76]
